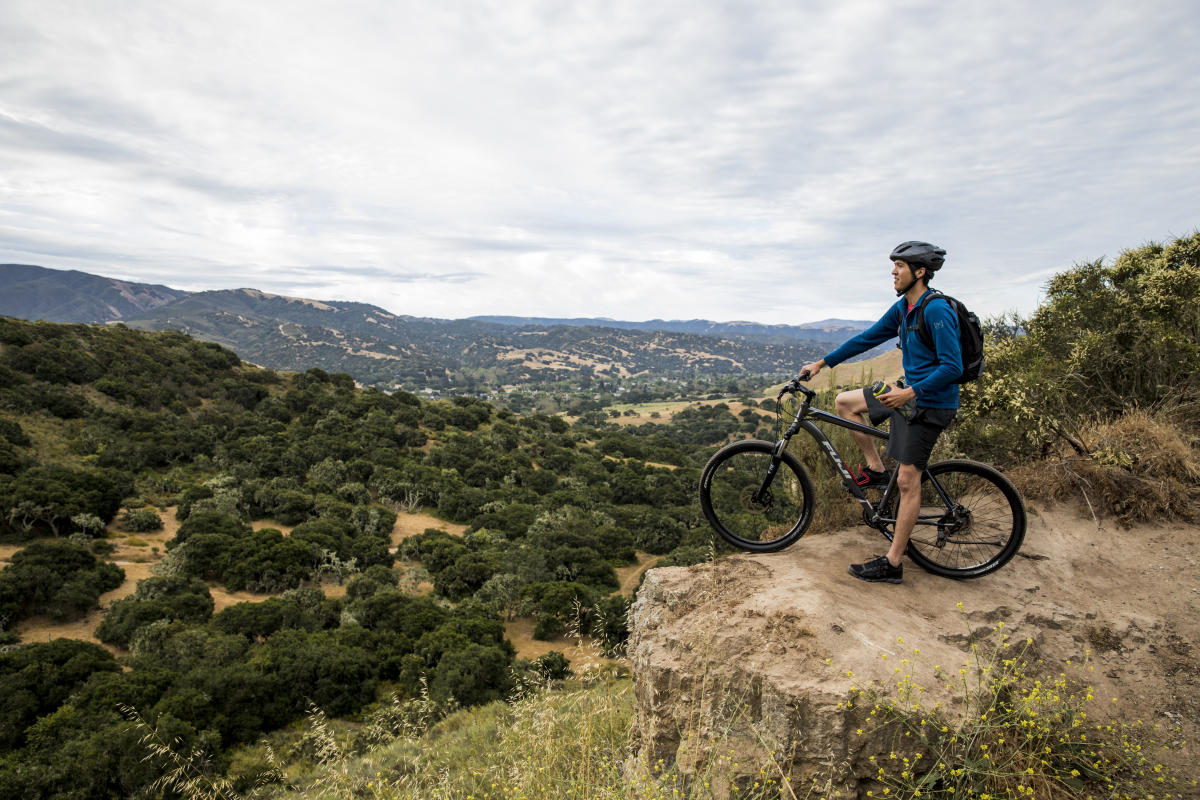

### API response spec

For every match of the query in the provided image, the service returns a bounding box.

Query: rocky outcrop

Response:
[626,505,1200,798]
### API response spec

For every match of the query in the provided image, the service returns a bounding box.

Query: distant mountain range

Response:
[0,263,188,321]
[468,316,870,345]
[0,264,878,394]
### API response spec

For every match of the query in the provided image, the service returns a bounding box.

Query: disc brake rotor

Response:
[739,485,771,514]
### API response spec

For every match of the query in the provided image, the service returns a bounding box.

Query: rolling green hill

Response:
[0,264,187,322]
[0,265,873,397]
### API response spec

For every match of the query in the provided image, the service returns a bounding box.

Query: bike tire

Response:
[699,439,815,553]
[883,459,1026,578]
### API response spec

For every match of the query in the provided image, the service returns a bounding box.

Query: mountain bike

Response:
[698,373,1026,578]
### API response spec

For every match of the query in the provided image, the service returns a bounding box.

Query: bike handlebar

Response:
[777,370,816,401]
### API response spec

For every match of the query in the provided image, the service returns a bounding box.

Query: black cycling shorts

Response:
[863,387,956,471]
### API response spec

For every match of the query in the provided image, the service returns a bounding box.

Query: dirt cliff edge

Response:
[627,504,1199,798]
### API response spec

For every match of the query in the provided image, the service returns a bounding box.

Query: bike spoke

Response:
[881,460,1025,577]
[699,440,814,552]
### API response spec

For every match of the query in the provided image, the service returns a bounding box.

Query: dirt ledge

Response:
[626,504,1200,798]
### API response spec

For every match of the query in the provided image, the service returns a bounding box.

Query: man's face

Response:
[892,259,922,292]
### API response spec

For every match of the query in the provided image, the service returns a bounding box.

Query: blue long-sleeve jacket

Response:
[822,290,962,409]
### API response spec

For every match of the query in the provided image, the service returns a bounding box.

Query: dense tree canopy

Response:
[0,314,721,798]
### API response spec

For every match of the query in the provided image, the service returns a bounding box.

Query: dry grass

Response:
[250,519,296,535]
[597,399,766,428]
[1009,407,1200,526]
[811,349,903,392]
[389,512,467,549]
[598,351,902,429]
[1088,407,1200,483]
[783,416,868,535]
[503,616,617,666]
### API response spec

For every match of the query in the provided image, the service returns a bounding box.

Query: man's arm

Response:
[821,304,902,370]
[800,304,901,378]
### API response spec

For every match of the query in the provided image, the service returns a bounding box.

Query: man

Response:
[799,241,962,584]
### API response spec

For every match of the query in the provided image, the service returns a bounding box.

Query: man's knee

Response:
[897,463,923,494]
[835,389,868,417]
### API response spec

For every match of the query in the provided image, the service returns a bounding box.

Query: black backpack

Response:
[901,290,985,383]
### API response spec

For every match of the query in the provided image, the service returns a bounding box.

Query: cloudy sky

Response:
[1,1,1197,323]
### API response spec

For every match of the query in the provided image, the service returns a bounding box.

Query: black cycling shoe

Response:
[853,465,889,489]
[849,555,903,584]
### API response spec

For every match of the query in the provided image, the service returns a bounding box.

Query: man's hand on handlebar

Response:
[798,360,825,380]
[778,365,821,399]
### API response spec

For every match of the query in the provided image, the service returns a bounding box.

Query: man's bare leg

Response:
[886,463,923,566]
[834,389,885,473]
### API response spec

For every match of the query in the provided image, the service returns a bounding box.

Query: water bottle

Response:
[870,380,910,418]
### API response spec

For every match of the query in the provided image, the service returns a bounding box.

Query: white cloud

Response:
[0,0,1197,323]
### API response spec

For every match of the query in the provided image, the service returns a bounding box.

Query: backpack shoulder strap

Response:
[913,290,946,352]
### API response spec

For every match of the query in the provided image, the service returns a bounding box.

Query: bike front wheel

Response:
[883,459,1026,578]
[699,439,815,553]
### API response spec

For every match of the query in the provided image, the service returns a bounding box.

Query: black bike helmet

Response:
[889,241,946,271]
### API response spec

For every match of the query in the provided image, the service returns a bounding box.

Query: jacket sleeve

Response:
[822,304,902,368]
[910,298,962,399]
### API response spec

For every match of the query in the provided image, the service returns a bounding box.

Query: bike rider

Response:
[799,241,962,584]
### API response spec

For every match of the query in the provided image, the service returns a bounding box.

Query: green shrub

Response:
[0,540,124,626]
[90,539,117,556]
[0,639,119,749]
[532,650,572,680]
[1007,407,1200,525]
[952,231,1200,463]
[522,581,599,640]
[631,510,686,554]
[0,418,31,447]
[96,576,214,648]
[0,464,128,536]
[120,508,163,532]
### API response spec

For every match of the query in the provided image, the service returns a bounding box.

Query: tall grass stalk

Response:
[124,705,240,800]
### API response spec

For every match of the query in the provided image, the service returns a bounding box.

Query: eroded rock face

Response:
[626,506,1200,798]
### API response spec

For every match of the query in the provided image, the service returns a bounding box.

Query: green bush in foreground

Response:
[952,230,1200,464]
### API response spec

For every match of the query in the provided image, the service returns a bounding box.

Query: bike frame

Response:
[764,386,957,534]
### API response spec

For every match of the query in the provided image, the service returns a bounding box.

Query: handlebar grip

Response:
[777,372,808,399]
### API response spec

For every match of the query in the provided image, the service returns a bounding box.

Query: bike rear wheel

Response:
[883,459,1025,578]
[699,439,815,553]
